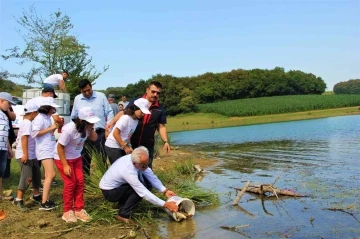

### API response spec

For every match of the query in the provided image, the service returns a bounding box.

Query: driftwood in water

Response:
[232,181,251,205]
[235,184,305,197]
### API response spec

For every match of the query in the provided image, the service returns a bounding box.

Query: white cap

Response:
[24,101,39,113]
[39,97,60,108]
[78,107,100,123]
[134,98,151,114]
[0,92,16,105]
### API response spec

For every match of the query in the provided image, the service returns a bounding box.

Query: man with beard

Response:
[106,81,170,168]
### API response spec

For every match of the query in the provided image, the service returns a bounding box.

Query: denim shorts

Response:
[0,150,8,178]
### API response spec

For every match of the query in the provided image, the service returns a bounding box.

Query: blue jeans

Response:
[0,150,8,178]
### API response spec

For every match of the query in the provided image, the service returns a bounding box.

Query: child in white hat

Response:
[105,98,150,164]
[54,106,99,223]
[13,101,42,210]
[0,92,16,201]
[31,97,60,210]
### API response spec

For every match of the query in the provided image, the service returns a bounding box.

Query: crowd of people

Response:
[0,75,178,223]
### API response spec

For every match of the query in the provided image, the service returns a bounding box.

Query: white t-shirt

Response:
[31,113,56,160]
[54,122,88,160]
[99,154,166,207]
[43,74,64,86]
[105,115,138,149]
[0,111,9,151]
[15,119,36,159]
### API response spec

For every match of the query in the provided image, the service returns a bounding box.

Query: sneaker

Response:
[13,199,28,212]
[31,195,42,204]
[62,210,77,223]
[39,200,57,211]
[75,209,92,222]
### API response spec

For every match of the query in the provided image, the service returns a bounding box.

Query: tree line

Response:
[109,67,327,116]
[333,79,360,94]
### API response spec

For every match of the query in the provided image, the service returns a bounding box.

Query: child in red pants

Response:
[54,107,99,223]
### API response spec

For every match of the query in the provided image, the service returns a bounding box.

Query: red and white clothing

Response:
[105,115,138,148]
[54,121,88,213]
[31,113,56,160]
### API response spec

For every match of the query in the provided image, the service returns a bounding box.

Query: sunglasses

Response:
[150,90,161,95]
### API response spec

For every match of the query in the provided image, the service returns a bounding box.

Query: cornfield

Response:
[198,95,360,117]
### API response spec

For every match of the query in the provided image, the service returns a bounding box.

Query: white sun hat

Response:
[134,98,151,114]
[78,106,100,123]
[39,97,60,108]
[24,101,39,113]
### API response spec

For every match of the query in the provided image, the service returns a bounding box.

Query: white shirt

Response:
[54,122,88,160]
[99,154,166,207]
[0,111,9,151]
[15,119,36,159]
[31,113,56,160]
[43,74,64,86]
[105,115,138,148]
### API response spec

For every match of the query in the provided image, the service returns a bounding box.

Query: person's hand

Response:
[165,190,176,198]
[124,146,133,155]
[21,154,28,164]
[63,164,71,176]
[8,148,13,159]
[163,142,171,153]
[106,123,114,131]
[50,122,58,131]
[164,201,178,212]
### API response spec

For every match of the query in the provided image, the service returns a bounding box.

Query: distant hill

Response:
[0,78,32,97]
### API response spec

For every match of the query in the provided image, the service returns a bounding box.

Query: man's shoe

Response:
[30,195,42,204]
[75,209,92,222]
[62,210,77,223]
[115,214,132,224]
[39,200,57,211]
[13,199,28,212]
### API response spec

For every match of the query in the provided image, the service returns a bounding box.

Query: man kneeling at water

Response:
[99,146,178,223]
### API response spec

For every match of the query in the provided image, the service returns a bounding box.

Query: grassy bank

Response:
[167,106,360,132]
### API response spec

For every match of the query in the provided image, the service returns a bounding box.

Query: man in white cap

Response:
[0,92,16,200]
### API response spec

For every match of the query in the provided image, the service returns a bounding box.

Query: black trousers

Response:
[101,177,152,218]
[105,146,125,165]
[81,129,107,175]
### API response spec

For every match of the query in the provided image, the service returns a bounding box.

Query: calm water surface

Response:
[159,115,360,238]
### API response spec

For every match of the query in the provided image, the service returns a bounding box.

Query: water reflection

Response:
[163,219,197,239]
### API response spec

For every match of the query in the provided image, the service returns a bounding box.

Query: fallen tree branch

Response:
[220,224,250,230]
[233,181,251,205]
[235,185,305,197]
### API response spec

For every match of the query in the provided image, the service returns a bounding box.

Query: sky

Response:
[0,0,359,91]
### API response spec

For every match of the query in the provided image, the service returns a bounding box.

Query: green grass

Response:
[197,94,360,117]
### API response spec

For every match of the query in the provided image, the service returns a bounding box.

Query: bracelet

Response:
[163,189,169,195]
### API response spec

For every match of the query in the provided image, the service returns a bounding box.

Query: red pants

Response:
[55,157,84,212]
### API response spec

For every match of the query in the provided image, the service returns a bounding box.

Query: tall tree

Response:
[1,6,108,98]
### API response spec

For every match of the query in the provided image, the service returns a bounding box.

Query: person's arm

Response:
[158,123,170,153]
[20,135,29,163]
[113,127,132,154]
[87,128,98,141]
[52,114,62,125]
[32,123,57,138]
[106,111,124,130]
[59,79,66,92]
[57,143,71,176]
[7,140,13,159]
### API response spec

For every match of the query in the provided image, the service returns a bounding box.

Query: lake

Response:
[159,115,360,238]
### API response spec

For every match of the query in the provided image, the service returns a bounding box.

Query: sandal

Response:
[0,209,6,221]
